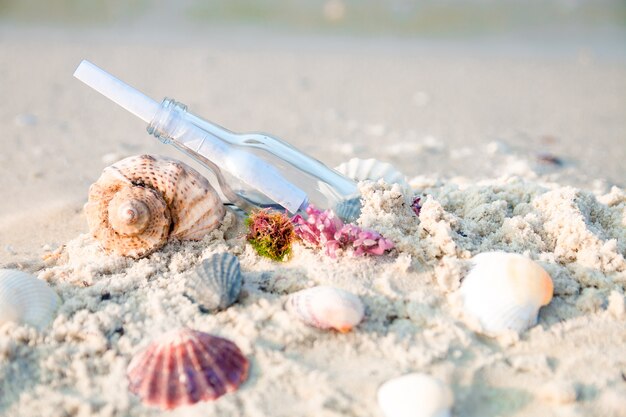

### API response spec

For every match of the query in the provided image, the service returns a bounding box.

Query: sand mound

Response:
[1,178,624,417]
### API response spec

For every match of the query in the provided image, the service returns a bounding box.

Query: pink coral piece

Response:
[339,224,394,256]
[292,205,393,257]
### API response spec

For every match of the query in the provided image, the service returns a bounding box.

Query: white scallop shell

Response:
[0,269,60,330]
[85,154,225,258]
[286,286,364,333]
[335,158,409,189]
[377,373,453,417]
[323,158,409,222]
[459,252,554,335]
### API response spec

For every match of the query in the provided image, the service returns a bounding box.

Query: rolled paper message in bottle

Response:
[73,60,358,216]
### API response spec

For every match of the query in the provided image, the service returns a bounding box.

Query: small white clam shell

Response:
[335,158,409,190]
[0,269,60,330]
[377,373,453,417]
[286,286,364,333]
[459,252,554,335]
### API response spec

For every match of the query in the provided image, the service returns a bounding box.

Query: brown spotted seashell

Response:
[85,155,225,258]
[127,328,249,410]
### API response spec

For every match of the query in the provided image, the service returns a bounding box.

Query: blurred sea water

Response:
[1,0,625,37]
[0,0,624,191]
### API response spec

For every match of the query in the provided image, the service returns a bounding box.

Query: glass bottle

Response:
[73,60,359,216]
[147,98,358,214]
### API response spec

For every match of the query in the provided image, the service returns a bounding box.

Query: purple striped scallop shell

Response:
[127,328,249,410]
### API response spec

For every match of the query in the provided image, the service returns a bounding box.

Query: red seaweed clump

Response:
[246,209,296,261]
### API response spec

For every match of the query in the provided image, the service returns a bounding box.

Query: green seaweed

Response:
[245,209,295,262]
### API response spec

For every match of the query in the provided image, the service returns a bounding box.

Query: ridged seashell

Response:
[377,373,453,417]
[459,252,554,335]
[335,158,409,189]
[185,253,243,311]
[334,197,362,223]
[127,328,249,410]
[85,155,225,258]
[286,286,364,333]
[0,269,60,330]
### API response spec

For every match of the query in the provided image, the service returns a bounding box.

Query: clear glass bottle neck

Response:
[145,98,359,215]
[148,98,356,195]
[147,98,187,143]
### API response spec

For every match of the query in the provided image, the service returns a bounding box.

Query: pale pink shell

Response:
[85,155,225,258]
[127,328,249,410]
[286,286,365,333]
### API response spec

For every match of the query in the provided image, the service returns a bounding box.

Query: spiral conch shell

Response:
[85,155,225,258]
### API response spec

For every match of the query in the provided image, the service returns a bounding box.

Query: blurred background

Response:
[1,0,625,37]
[0,0,625,262]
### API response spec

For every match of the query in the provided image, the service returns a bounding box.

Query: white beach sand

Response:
[1,25,625,417]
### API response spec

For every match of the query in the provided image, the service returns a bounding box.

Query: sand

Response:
[2,179,625,417]
[1,25,626,417]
